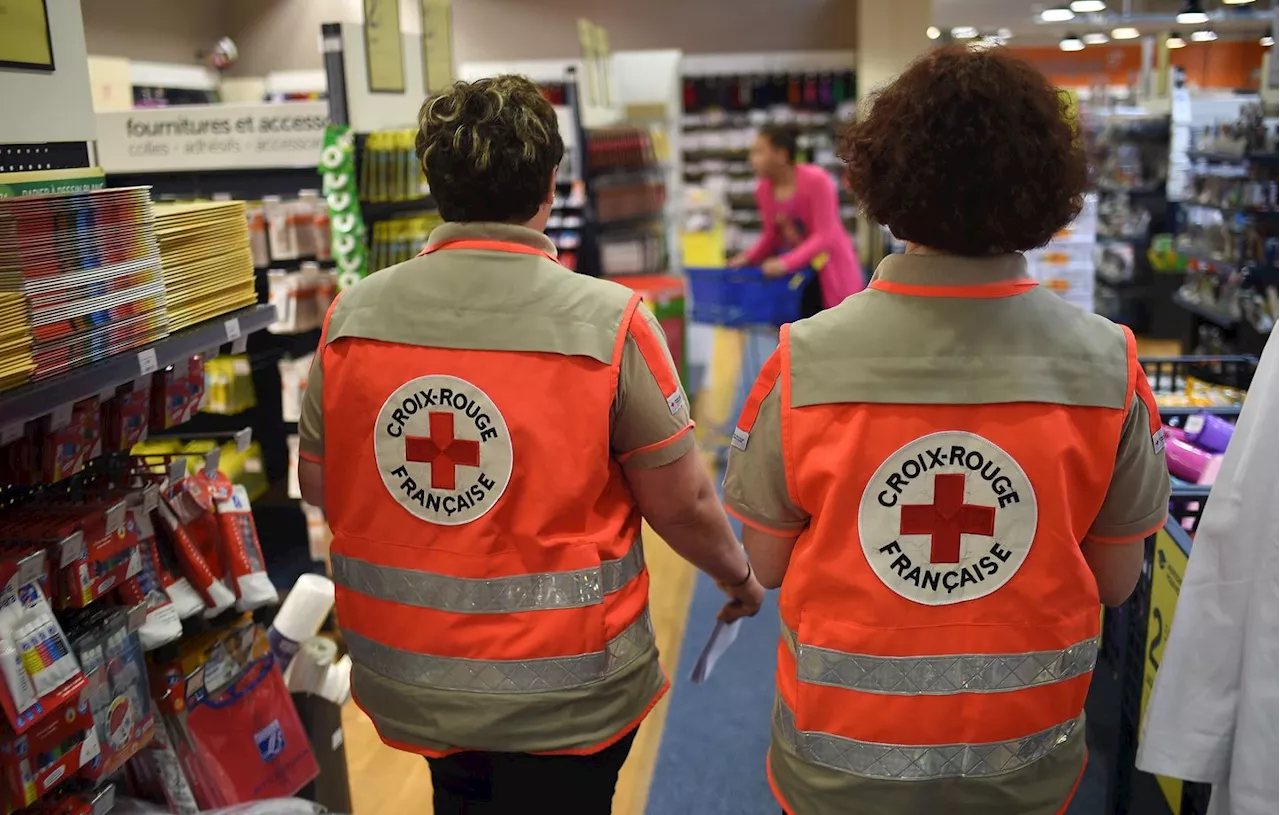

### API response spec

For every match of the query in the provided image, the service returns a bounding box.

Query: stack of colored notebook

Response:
[153,201,257,331]
[0,187,168,387]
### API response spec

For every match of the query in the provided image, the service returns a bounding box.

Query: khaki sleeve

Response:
[610,304,695,469]
[297,351,325,462]
[1088,380,1171,543]
[723,381,809,535]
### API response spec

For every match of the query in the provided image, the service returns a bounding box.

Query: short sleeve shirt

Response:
[1086,372,1172,542]
[297,223,692,471]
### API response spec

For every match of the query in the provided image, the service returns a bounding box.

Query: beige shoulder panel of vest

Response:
[788,287,1129,409]
[324,253,635,364]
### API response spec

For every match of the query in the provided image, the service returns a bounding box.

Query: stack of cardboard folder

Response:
[153,201,257,331]
[0,187,168,388]
[0,292,34,391]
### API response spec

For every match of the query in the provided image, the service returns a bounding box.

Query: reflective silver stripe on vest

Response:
[331,538,644,614]
[346,609,656,693]
[775,699,1080,780]
[780,626,1098,695]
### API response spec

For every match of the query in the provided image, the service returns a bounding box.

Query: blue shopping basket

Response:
[686,266,813,327]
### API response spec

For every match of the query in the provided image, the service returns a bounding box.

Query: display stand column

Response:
[855,0,931,268]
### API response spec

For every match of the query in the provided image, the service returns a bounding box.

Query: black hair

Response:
[759,124,799,163]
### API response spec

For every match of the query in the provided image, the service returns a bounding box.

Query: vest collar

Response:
[425,222,558,259]
[869,252,1036,298]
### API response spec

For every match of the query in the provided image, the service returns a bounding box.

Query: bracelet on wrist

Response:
[726,562,753,588]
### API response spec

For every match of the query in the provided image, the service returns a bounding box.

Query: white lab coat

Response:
[1136,328,1279,815]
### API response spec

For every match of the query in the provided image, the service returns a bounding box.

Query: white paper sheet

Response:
[689,619,741,684]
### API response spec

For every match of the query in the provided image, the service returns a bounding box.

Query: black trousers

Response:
[799,274,824,319]
[426,729,638,814]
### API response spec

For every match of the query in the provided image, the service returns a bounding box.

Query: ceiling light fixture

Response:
[927,26,941,39]
[1222,0,1256,5]
[951,26,979,39]
[1175,1,1209,25]
[1262,28,1275,47]
[1070,1,1107,12]
[1111,26,1141,39]
[1041,7,1077,22]
[997,27,1014,39]
[1190,28,1218,42]
[1060,33,1086,51]
[1167,32,1187,48]
[1083,31,1111,44]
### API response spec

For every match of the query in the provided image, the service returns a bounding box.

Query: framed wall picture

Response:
[363,0,405,93]
[420,0,454,95]
[0,0,55,71]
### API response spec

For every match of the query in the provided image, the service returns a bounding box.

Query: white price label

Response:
[234,427,253,453]
[92,784,116,815]
[132,508,155,540]
[138,348,159,375]
[105,502,127,536]
[143,484,160,514]
[224,318,242,342]
[15,551,46,586]
[168,457,187,485]
[0,422,23,446]
[98,384,119,402]
[231,336,248,355]
[126,601,149,632]
[204,447,222,476]
[59,531,87,568]
[126,547,143,579]
[49,402,74,431]
[78,728,101,768]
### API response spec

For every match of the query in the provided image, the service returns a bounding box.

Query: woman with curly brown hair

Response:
[723,47,1171,815]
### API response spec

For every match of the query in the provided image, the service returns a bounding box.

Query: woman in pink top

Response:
[729,124,865,315]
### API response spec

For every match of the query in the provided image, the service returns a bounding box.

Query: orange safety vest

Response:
[320,239,671,757]
[737,275,1158,815]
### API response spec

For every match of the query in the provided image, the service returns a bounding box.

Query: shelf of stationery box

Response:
[1181,201,1279,219]
[1173,291,1240,329]
[359,195,436,224]
[1187,150,1279,165]
[0,304,277,431]
[594,212,667,232]
[586,164,669,183]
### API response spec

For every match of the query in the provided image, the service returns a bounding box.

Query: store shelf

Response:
[1187,150,1278,164]
[359,196,435,223]
[1182,201,1279,219]
[596,212,666,231]
[0,304,276,430]
[1173,291,1239,328]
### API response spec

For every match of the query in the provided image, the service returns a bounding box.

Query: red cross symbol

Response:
[899,474,995,564]
[404,412,480,490]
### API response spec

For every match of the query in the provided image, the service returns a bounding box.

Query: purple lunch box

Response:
[1182,412,1235,454]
